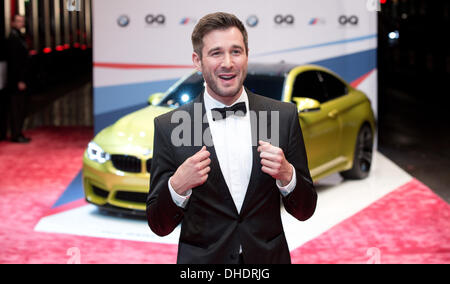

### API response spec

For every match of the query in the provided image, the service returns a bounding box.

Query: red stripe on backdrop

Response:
[94,62,194,69]
[350,68,376,88]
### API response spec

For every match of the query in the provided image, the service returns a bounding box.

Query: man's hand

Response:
[257,140,293,187]
[18,81,27,91]
[170,146,211,196]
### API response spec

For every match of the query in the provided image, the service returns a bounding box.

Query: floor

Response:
[0,126,449,263]
[378,87,450,203]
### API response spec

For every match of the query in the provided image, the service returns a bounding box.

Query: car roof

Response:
[246,62,346,85]
[247,62,299,77]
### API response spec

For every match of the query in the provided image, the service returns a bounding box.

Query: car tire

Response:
[340,124,374,180]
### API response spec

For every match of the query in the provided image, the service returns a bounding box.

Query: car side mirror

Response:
[292,97,321,113]
[148,92,165,106]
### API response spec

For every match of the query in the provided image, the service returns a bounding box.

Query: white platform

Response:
[35,151,412,250]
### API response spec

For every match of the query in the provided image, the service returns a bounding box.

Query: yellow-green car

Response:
[83,63,376,216]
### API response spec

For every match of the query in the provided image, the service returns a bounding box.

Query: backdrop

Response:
[92,0,378,134]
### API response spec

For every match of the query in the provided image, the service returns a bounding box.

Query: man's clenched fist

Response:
[257,140,293,187]
[170,146,211,196]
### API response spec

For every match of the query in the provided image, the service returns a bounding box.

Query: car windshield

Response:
[158,72,285,107]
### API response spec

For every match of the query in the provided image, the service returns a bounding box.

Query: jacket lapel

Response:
[240,89,266,215]
[190,89,270,216]
[193,92,240,216]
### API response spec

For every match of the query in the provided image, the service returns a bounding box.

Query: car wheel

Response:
[340,124,374,180]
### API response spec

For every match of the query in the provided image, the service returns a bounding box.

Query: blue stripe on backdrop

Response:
[94,79,178,134]
[311,49,377,84]
[94,103,149,134]
[93,48,376,134]
[94,79,178,116]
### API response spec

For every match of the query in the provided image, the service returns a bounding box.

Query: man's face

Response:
[193,27,248,102]
[13,16,25,30]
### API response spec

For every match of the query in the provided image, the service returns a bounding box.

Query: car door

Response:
[291,70,340,178]
[317,71,350,161]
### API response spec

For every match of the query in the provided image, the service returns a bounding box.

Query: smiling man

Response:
[147,12,317,264]
[191,20,248,106]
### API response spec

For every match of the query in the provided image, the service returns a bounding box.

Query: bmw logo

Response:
[246,15,259,28]
[117,15,130,27]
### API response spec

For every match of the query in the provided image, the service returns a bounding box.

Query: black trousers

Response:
[0,89,9,139]
[10,89,28,139]
[1,88,28,139]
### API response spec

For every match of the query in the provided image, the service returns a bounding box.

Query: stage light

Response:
[181,94,190,103]
[388,30,399,40]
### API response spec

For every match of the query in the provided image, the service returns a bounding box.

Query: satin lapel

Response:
[240,90,270,215]
[195,92,239,216]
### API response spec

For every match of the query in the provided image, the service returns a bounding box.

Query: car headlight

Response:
[87,142,110,164]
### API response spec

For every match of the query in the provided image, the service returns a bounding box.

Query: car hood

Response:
[93,105,173,149]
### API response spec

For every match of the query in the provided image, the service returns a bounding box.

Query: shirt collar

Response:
[203,84,248,112]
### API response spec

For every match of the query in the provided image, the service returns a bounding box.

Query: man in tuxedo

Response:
[147,12,317,264]
[5,15,31,143]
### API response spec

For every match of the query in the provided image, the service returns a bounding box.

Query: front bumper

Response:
[83,153,150,213]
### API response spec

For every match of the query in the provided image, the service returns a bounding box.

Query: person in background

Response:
[0,33,8,141]
[0,90,7,141]
[0,71,7,141]
[6,14,31,143]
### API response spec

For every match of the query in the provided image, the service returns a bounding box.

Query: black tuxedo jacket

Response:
[147,89,317,264]
[6,28,30,89]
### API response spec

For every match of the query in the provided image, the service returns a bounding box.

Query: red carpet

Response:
[0,127,449,263]
[0,127,177,264]
[290,179,450,264]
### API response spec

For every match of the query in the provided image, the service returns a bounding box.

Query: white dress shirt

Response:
[168,87,297,211]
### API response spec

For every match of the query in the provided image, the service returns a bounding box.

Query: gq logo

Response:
[145,14,166,25]
[274,14,295,25]
[338,15,359,26]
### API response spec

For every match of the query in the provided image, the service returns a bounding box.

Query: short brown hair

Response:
[191,12,248,59]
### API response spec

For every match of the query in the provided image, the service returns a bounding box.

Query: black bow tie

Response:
[211,102,247,121]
